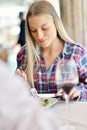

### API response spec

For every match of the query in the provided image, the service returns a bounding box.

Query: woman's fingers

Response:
[57,87,80,100]
[57,88,65,99]
[57,88,63,95]
[31,88,38,97]
[69,87,80,100]
[15,69,27,80]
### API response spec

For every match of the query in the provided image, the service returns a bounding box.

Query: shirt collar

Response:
[38,41,73,57]
[63,41,72,55]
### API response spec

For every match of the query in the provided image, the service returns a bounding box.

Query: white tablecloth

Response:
[49,101,87,130]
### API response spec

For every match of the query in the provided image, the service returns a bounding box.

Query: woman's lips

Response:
[39,39,47,44]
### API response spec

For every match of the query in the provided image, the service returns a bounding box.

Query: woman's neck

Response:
[40,38,64,71]
[41,38,64,57]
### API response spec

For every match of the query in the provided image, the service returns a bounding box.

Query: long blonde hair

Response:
[25,0,74,87]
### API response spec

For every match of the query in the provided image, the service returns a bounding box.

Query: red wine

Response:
[59,82,75,94]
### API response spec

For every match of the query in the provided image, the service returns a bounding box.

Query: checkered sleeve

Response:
[16,45,27,71]
[75,45,87,100]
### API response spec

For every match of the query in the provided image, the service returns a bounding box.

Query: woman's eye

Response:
[42,28,48,31]
[30,30,37,33]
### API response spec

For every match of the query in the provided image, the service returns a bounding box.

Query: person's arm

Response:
[16,45,27,80]
[75,75,87,101]
[57,46,87,101]
[74,48,87,101]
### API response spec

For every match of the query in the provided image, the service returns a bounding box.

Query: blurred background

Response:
[0,0,87,72]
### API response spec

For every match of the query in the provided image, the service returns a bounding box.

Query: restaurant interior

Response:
[0,0,87,72]
[0,0,60,72]
[0,0,87,129]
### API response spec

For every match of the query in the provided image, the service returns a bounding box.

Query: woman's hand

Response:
[57,88,65,99]
[31,88,38,97]
[69,87,80,100]
[15,69,27,81]
[57,87,80,100]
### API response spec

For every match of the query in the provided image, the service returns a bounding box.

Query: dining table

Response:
[48,100,87,130]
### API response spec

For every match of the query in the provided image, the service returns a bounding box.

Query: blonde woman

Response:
[16,0,87,101]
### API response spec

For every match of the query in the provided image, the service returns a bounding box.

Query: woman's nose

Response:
[37,30,44,39]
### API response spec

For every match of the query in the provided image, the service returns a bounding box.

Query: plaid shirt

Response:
[17,42,87,100]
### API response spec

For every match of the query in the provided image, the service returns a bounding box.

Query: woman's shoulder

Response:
[66,41,87,52]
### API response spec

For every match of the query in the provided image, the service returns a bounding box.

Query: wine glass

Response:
[55,58,79,104]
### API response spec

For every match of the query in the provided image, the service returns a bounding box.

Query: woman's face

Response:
[28,15,57,48]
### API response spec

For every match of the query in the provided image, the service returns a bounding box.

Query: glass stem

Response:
[64,93,69,104]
